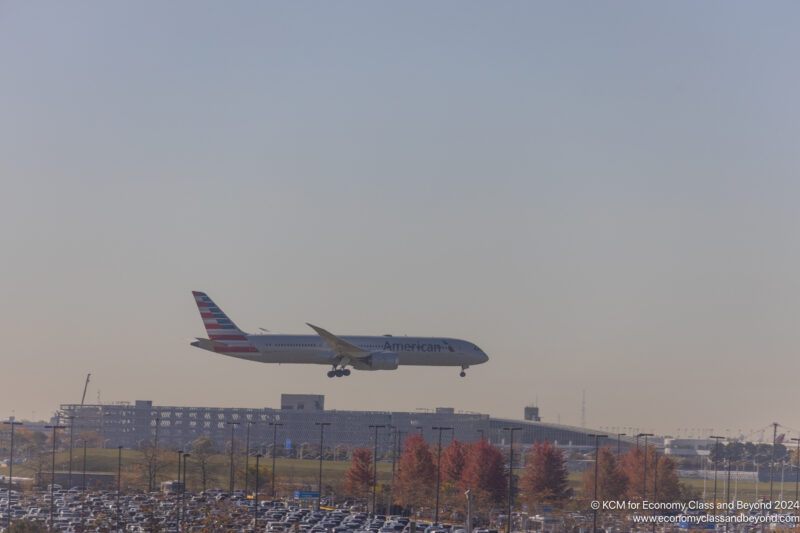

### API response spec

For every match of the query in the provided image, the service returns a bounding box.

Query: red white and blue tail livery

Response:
[192,291,258,354]
[190,291,489,378]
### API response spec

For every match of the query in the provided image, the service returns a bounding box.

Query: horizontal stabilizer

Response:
[190,337,228,350]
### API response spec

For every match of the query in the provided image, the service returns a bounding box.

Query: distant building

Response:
[524,406,541,422]
[58,395,635,460]
[280,394,324,411]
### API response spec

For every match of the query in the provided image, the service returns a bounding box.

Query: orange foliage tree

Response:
[520,440,571,507]
[460,439,507,503]
[619,445,680,502]
[581,446,627,501]
[392,434,435,512]
[457,438,507,521]
[343,448,373,499]
[441,440,470,483]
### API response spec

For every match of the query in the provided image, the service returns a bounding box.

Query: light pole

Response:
[503,427,521,533]
[637,433,653,500]
[725,454,731,508]
[710,436,724,516]
[432,426,453,524]
[80,438,88,532]
[389,425,399,516]
[45,424,66,526]
[117,445,123,533]
[255,453,263,530]
[316,422,331,509]
[227,421,240,494]
[181,453,190,531]
[770,422,778,503]
[152,416,161,492]
[754,454,761,501]
[82,439,88,491]
[4,420,22,529]
[245,420,256,494]
[269,422,283,497]
[369,424,385,516]
[588,434,607,533]
[64,414,75,490]
[791,438,800,504]
[654,445,659,501]
[177,449,183,486]
[175,449,183,530]
[182,452,190,494]
[617,433,626,457]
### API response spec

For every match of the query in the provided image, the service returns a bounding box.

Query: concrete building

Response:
[58,395,635,457]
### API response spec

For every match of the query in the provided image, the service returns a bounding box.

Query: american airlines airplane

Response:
[190,291,489,378]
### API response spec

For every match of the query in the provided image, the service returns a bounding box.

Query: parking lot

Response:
[0,487,472,533]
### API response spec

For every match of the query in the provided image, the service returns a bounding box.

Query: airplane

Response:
[189,291,489,378]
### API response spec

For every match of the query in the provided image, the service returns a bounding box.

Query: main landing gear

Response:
[460,365,468,378]
[327,366,351,378]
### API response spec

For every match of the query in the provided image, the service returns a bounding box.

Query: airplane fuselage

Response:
[212,334,488,367]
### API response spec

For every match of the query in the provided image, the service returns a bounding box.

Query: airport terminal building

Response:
[58,395,631,457]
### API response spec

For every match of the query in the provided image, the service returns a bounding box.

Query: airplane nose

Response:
[481,351,489,363]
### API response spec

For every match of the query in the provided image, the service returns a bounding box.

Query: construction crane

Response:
[81,373,91,406]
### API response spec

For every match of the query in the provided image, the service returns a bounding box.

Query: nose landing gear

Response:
[460,365,468,377]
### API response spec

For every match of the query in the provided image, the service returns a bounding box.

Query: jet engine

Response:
[364,351,399,370]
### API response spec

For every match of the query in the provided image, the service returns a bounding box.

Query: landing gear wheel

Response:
[335,369,344,377]
[343,369,351,376]
[327,370,335,378]
[460,371,466,377]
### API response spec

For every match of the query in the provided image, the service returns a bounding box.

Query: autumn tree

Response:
[581,446,627,501]
[139,442,160,491]
[343,448,373,499]
[442,440,470,483]
[520,440,571,507]
[653,455,680,503]
[191,436,215,492]
[460,439,507,502]
[2,427,47,460]
[30,451,50,487]
[392,434,435,512]
[435,440,471,520]
[619,445,679,502]
[618,446,641,500]
[457,438,507,521]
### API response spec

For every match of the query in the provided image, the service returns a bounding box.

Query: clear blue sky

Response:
[2,2,799,438]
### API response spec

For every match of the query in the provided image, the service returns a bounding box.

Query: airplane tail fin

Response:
[192,291,248,339]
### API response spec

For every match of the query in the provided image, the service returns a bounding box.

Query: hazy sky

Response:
[2,2,799,439]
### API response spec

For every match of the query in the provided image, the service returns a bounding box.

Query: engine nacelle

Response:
[365,351,399,370]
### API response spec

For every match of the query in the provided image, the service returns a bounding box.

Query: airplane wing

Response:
[306,323,370,359]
